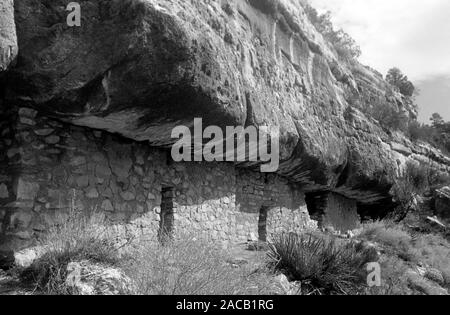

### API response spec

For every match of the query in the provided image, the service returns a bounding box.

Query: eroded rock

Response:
[3,0,447,206]
[65,260,136,295]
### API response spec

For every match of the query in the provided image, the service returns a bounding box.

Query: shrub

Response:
[408,121,434,142]
[359,221,416,261]
[386,68,416,97]
[301,2,361,61]
[126,235,274,295]
[390,162,430,222]
[366,102,408,132]
[20,211,120,295]
[366,255,412,295]
[412,234,450,287]
[268,233,377,295]
[408,120,450,156]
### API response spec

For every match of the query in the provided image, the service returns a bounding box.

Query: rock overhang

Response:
[1,0,449,205]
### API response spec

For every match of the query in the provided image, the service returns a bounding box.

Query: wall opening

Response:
[158,187,175,244]
[305,192,326,224]
[258,206,269,242]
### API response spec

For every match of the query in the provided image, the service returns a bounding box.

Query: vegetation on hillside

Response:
[299,1,449,156]
[301,1,361,61]
[360,221,450,294]
[386,68,416,98]
[408,113,450,155]
[11,209,450,295]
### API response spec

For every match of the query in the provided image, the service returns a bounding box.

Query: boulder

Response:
[425,268,445,286]
[65,260,136,295]
[274,274,301,295]
[13,246,47,269]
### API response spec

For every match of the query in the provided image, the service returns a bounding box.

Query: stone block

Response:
[86,187,99,199]
[16,179,40,201]
[95,164,112,178]
[76,175,90,188]
[0,183,9,199]
[70,156,87,167]
[34,128,54,136]
[120,190,136,201]
[8,210,33,230]
[101,199,114,212]
[45,135,60,144]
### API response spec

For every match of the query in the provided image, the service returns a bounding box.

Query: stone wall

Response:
[305,191,360,233]
[0,106,319,253]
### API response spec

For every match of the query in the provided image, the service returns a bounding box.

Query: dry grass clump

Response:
[359,221,416,261]
[125,235,275,295]
[360,221,450,291]
[413,233,450,287]
[20,211,120,295]
[365,255,412,295]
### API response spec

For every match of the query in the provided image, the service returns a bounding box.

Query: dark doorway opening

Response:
[258,206,269,242]
[305,192,327,223]
[159,187,175,244]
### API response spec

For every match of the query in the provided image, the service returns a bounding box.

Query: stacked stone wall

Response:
[0,107,317,252]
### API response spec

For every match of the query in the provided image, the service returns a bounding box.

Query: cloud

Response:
[308,0,450,81]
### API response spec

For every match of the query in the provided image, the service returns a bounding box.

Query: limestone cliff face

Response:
[1,0,449,205]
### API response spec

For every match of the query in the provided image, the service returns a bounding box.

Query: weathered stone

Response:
[134,166,144,177]
[425,268,445,285]
[18,108,37,118]
[86,187,99,199]
[34,129,54,136]
[100,187,114,199]
[8,210,33,230]
[76,175,90,188]
[65,261,136,295]
[0,183,9,199]
[6,200,34,209]
[101,199,114,212]
[46,189,70,209]
[1,0,450,256]
[14,246,47,268]
[7,148,21,159]
[96,164,112,178]
[2,0,432,206]
[70,156,87,167]
[45,136,60,144]
[16,179,39,201]
[274,274,301,295]
[120,191,136,202]
[19,117,35,127]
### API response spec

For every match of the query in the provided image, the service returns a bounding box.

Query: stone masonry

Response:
[1,106,358,254]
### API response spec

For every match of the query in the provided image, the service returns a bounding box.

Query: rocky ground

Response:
[1,217,448,296]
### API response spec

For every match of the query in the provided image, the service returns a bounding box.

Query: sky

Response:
[308,0,450,123]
